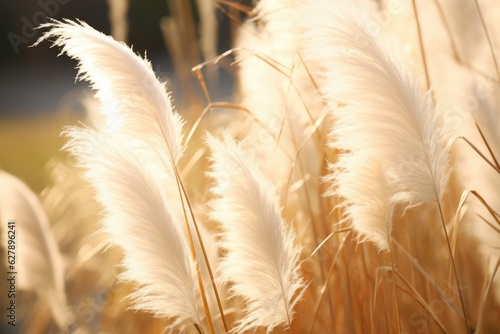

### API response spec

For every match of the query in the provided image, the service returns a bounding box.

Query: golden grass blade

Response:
[475,257,500,333]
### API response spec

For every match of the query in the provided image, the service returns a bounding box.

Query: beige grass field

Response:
[1,0,500,333]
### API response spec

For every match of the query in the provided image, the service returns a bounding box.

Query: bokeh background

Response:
[1,2,253,333]
[2,1,500,333]
[0,0,245,193]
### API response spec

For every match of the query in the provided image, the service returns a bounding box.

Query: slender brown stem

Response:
[308,234,349,334]
[272,64,294,159]
[215,0,253,15]
[393,239,463,316]
[154,109,217,333]
[214,2,249,35]
[432,0,461,62]
[473,0,500,82]
[282,106,329,206]
[458,136,500,174]
[432,0,500,84]
[173,171,216,334]
[274,244,293,333]
[194,323,204,334]
[192,67,212,104]
[473,119,500,169]
[470,190,500,225]
[173,165,230,333]
[289,123,336,323]
[436,201,470,334]
[476,257,500,333]
[371,269,384,333]
[389,240,402,334]
[411,0,432,95]
[392,271,449,333]
[476,213,500,234]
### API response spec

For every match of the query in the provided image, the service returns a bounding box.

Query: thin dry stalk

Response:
[458,136,500,174]
[411,0,432,92]
[475,258,500,333]
[472,0,500,82]
[436,201,471,333]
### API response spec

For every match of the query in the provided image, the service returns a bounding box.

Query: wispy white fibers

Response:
[36,20,191,230]
[35,19,185,168]
[331,156,398,251]
[301,0,452,250]
[0,171,68,331]
[36,20,204,332]
[64,130,204,332]
[207,133,305,333]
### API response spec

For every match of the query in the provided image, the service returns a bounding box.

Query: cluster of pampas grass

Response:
[3,0,500,333]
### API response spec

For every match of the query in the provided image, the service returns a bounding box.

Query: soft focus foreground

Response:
[1,0,500,333]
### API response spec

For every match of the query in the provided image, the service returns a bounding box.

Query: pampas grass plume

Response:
[207,132,305,333]
[36,20,206,333]
[301,0,453,250]
[64,129,204,333]
[35,19,185,168]
[0,171,68,331]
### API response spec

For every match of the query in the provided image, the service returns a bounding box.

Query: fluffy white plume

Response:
[36,20,194,239]
[331,155,398,251]
[37,20,192,242]
[207,133,305,333]
[36,20,205,332]
[64,129,203,332]
[0,171,68,330]
[300,0,452,250]
[35,19,185,168]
